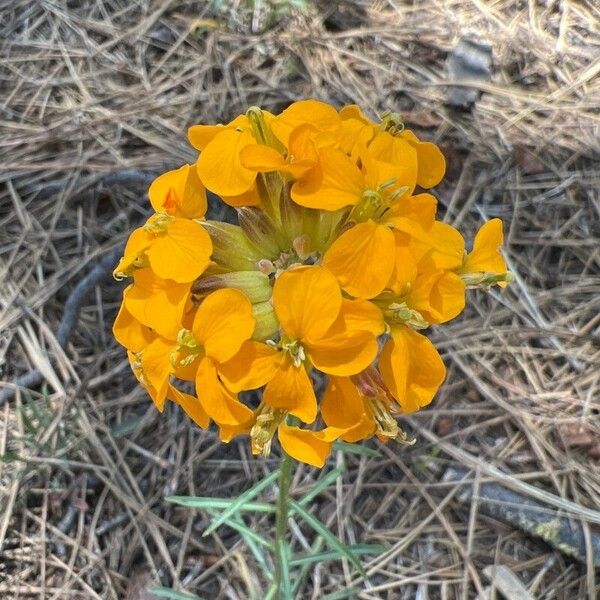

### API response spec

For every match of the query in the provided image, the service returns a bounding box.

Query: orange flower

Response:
[113,100,510,467]
[114,213,212,283]
[220,266,380,425]
[379,326,446,413]
[322,193,437,298]
[460,218,509,286]
[122,268,191,339]
[190,111,274,203]
[148,164,207,219]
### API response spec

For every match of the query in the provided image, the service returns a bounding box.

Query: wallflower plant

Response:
[113,100,511,599]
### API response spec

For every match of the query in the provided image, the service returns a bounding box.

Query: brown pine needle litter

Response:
[1,1,599,598]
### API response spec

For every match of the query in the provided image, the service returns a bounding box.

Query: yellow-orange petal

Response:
[379,327,446,413]
[113,227,153,278]
[387,236,418,296]
[240,142,316,180]
[196,129,257,196]
[220,183,261,208]
[323,220,396,299]
[337,299,386,336]
[218,340,279,392]
[263,358,317,423]
[192,288,255,364]
[401,131,446,188]
[416,221,465,271]
[291,148,364,210]
[408,271,466,324]
[196,357,253,426]
[384,193,437,235]
[239,144,286,171]
[146,218,212,283]
[141,336,174,411]
[462,218,507,275]
[321,376,363,426]
[272,266,341,342]
[271,99,340,146]
[149,164,207,219]
[112,301,154,352]
[367,133,418,193]
[124,268,190,339]
[168,385,210,429]
[307,329,377,376]
[187,115,248,150]
[219,419,253,443]
[339,104,373,124]
[277,423,337,468]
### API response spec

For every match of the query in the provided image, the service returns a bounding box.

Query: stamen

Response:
[250,406,286,457]
[170,329,202,369]
[385,302,429,329]
[379,110,405,135]
[143,212,174,233]
[281,337,306,367]
[460,271,514,288]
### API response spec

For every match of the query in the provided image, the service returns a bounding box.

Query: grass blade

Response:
[150,588,204,600]
[166,497,274,513]
[289,500,366,576]
[333,440,380,458]
[229,514,273,580]
[294,466,344,509]
[167,469,279,536]
[290,544,386,567]
[205,509,273,549]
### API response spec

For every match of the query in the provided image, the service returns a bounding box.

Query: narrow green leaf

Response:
[289,500,365,576]
[111,415,143,438]
[292,536,324,596]
[205,509,273,550]
[290,544,386,567]
[166,497,274,513]
[294,466,344,509]
[203,469,280,536]
[229,514,273,580]
[264,584,277,600]
[150,587,204,600]
[333,440,380,458]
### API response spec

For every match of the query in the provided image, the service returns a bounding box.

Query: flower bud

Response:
[203,221,263,271]
[251,301,279,342]
[237,207,285,257]
[192,271,272,303]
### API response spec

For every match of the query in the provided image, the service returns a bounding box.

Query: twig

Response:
[444,467,600,566]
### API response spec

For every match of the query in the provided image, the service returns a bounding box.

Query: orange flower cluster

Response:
[113,100,511,467]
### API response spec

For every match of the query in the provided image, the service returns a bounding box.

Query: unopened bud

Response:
[252,302,280,342]
[292,234,311,260]
[203,221,263,271]
[258,259,276,275]
[192,271,272,303]
[237,207,285,256]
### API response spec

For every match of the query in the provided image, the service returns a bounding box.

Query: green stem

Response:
[273,450,294,599]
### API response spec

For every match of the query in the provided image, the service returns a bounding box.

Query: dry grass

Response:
[1,1,599,598]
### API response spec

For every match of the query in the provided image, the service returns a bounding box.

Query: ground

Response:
[0,1,599,598]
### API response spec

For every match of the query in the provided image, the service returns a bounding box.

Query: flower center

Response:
[143,212,174,234]
[170,329,203,369]
[383,302,429,329]
[379,110,405,136]
[279,337,306,368]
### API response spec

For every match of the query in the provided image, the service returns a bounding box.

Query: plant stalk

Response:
[273,450,294,599]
